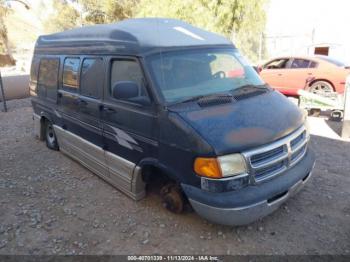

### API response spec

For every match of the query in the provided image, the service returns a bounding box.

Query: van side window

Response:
[80,58,104,98]
[30,57,40,83]
[38,58,59,99]
[110,59,149,104]
[63,58,80,92]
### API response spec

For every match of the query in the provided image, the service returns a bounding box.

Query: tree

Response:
[0,0,10,54]
[80,0,137,25]
[135,0,268,62]
[0,0,16,66]
[44,0,80,33]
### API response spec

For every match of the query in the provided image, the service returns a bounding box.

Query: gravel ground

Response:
[0,98,349,255]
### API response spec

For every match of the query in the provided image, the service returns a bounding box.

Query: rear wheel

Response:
[45,120,59,150]
[308,81,334,96]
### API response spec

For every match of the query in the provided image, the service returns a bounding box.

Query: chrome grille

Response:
[242,126,308,183]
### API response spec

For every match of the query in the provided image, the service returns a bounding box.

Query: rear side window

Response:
[309,61,318,68]
[30,58,40,83]
[264,58,289,69]
[63,58,80,92]
[290,59,310,69]
[38,58,59,99]
[80,58,104,98]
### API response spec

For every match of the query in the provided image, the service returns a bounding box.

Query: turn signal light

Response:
[194,157,222,179]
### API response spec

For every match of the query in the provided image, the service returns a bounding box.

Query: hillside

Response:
[2,2,43,74]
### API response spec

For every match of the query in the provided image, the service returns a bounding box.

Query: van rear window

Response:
[63,58,80,92]
[30,58,40,83]
[38,58,59,99]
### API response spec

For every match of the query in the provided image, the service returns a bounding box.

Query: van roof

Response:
[35,18,234,55]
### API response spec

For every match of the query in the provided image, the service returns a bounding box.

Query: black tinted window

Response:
[80,58,104,98]
[63,58,80,91]
[38,58,59,99]
[110,59,149,104]
[309,61,318,68]
[264,59,289,69]
[291,59,310,69]
[30,57,40,82]
[111,60,144,88]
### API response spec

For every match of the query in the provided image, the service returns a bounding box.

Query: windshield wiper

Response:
[172,92,233,105]
[232,84,268,92]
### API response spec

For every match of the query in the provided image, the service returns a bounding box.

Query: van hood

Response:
[169,90,304,155]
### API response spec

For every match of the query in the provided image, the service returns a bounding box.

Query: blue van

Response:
[30,18,315,225]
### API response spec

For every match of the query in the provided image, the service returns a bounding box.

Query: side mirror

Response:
[112,81,151,106]
[253,66,262,73]
[112,81,139,100]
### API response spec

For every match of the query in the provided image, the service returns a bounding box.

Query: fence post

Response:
[0,70,7,112]
[341,74,350,139]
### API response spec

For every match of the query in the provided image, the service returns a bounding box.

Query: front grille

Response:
[242,126,308,183]
[250,145,286,166]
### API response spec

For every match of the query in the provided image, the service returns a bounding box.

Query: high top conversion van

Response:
[30,18,315,225]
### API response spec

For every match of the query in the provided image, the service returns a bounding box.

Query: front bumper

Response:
[182,149,315,226]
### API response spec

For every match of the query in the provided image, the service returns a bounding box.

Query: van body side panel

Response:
[53,124,108,179]
[101,101,159,182]
[157,112,213,186]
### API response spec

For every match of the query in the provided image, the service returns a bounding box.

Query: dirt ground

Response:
[0,98,349,255]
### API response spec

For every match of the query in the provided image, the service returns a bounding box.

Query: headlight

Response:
[218,154,247,177]
[194,154,247,179]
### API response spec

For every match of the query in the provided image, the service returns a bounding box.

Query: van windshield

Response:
[146,48,266,103]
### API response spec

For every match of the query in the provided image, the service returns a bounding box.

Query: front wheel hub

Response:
[160,184,184,214]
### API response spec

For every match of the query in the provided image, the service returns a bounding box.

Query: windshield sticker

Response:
[173,26,205,41]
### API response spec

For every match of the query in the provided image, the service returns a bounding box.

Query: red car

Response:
[259,56,350,96]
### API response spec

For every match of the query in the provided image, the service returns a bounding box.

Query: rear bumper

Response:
[182,149,315,226]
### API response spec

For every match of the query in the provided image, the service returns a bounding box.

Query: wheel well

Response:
[140,164,190,212]
[308,79,335,91]
[141,165,174,187]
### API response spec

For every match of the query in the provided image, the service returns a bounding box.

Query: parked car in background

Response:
[259,56,350,96]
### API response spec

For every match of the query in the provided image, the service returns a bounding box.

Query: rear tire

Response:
[45,120,59,150]
[308,81,334,96]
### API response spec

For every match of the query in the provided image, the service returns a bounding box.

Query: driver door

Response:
[101,57,158,194]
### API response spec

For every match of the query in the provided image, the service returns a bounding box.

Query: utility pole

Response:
[0,70,7,112]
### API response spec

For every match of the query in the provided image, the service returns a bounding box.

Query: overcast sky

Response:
[266,0,350,44]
